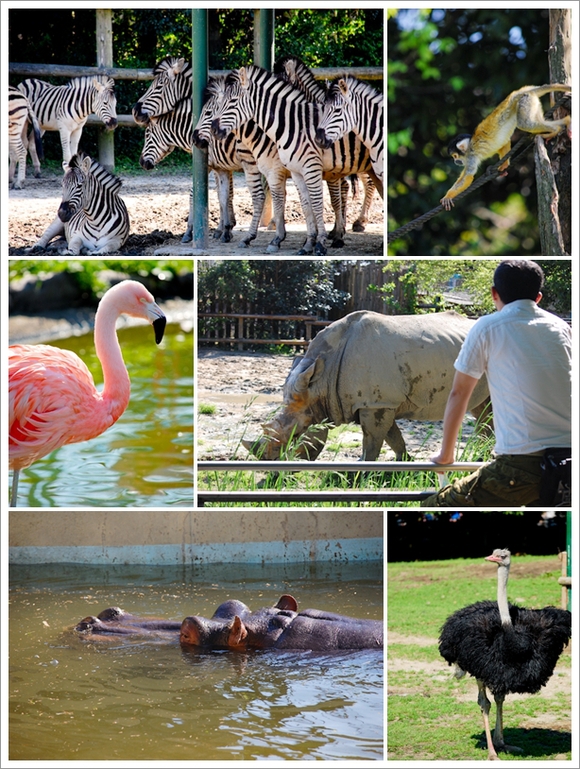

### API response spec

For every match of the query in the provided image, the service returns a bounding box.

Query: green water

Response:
[9,322,194,507]
[9,562,384,761]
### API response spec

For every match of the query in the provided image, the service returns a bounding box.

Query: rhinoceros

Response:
[242,310,491,461]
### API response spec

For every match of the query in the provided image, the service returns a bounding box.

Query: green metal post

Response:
[253,9,275,69]
[192,9,208,250]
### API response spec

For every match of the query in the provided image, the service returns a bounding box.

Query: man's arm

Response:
[431,370,480,467]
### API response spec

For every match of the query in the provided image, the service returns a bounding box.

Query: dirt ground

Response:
[196,349,475,462]
[8,167,384,257]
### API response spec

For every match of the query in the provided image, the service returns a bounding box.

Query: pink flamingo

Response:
[9,279,166,506]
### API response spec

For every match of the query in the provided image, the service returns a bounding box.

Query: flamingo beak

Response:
[146,301,167,344]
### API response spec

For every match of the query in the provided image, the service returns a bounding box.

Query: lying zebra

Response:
[17,75,117,177]
[26,154,129,255]
[8,85,43,189]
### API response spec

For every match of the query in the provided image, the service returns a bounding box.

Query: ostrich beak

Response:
[485,554,502,563]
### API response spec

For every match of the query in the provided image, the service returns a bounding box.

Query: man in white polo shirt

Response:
[422,260,571,507]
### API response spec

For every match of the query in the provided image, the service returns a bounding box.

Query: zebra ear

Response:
[239,67,249,89]
[62,160,69,173]
[93,78,104,93]
[338,78,349,98]
[81,156,92,174]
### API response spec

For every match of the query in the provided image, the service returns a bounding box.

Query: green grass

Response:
[198,418,497,507]
[198,403,217,416]
[387,556,572,761]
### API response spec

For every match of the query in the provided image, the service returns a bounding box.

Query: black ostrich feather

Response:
[439,599,571,697]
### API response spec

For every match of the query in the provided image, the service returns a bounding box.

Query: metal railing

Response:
[196,460,484,506]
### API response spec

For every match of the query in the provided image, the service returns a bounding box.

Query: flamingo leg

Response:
[10,470,20,507]
[477,680,499,760]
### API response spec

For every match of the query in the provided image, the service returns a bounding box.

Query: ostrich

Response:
[439,548,571,760]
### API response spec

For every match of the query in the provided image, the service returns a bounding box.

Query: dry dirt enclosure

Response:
[8,168,384,257]
[196,349,477,462]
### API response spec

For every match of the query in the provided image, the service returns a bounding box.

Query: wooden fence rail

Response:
[198,312,331,350]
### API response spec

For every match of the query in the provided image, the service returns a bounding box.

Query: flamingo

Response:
[9,279,166,506]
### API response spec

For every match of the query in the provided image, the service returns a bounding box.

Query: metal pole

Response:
[96,8,115,170]
[192,8,208,250]
[253,9,275,69]
[566,509,571,611]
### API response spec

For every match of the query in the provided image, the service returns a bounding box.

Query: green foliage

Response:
[198,403,217,416]
[9,259,191,301]
[388,8,568,255]
[379,260,571,316]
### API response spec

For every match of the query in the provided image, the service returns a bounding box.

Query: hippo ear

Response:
[227,615,248,648]
[275,594,298,612]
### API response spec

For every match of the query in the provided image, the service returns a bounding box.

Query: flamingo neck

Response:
[497,564,512,626]
[94,291,131,419]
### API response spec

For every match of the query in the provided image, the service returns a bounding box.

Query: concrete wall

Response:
[9,509,383,565]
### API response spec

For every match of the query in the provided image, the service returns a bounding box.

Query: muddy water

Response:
[9,561,384,761]
[9,321,194,507]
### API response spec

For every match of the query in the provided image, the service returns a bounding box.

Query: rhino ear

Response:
[227,615,248,648]
[290,357,324,394]
[275,594,298,612]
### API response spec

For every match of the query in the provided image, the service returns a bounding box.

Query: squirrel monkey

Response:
[441,84,571,210]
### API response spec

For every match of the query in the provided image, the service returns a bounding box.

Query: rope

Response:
[387,93,571,245]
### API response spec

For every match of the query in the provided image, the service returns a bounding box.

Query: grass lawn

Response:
[387,553,572,761]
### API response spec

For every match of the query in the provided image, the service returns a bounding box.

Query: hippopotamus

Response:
[242,310,491,461]
[180,595,383,651]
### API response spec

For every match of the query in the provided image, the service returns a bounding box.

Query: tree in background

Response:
[388,8,570,256]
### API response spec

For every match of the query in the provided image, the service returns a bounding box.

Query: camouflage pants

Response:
[421,454,543,508]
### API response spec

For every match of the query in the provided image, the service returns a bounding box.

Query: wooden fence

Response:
[198,313,331,350]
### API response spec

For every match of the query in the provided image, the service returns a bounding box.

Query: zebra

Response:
[27,154,129,255]
[17,76,117,176]
[315,76,384,193]
[133,56,191,126]
[8,85,43,189]
[193,76,290,252]
[274,55,378,233]
[140,94,276,248]
[211,64,378,255]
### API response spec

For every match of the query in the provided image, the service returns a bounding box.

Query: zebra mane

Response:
[203,75,228,104]
[153,56,192,78]
[226,65,307,102]
[68,153,123,192]
[325,75,383,106]
[69,75,115,92]
[273,55,326,102]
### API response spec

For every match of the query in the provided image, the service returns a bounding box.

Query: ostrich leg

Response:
[493,694,523,755]
[477,680,500,760]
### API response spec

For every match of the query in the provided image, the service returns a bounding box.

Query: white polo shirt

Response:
[454,299,571,455]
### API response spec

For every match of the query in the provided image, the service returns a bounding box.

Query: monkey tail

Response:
[528,84,571,97]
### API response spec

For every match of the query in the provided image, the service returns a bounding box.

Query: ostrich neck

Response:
[94,295,131,419]
[496,564,512,626]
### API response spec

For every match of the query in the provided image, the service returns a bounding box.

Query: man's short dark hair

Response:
[493,260,544,304]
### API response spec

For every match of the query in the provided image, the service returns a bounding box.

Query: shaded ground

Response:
[8,168,384,257]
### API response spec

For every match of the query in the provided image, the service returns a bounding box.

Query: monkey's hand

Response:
[440,196,455,211]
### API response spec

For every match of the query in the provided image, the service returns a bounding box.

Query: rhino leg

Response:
[358,408,407,461]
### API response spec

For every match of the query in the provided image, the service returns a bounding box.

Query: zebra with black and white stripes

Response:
[211,65,377,255]
[17,76,117,176]
[8,85,43,189]
[140,93,275,247]
[315,76,384,192]
[133,57,191,126]
[27,154,129,255]
[274,55,378,233]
